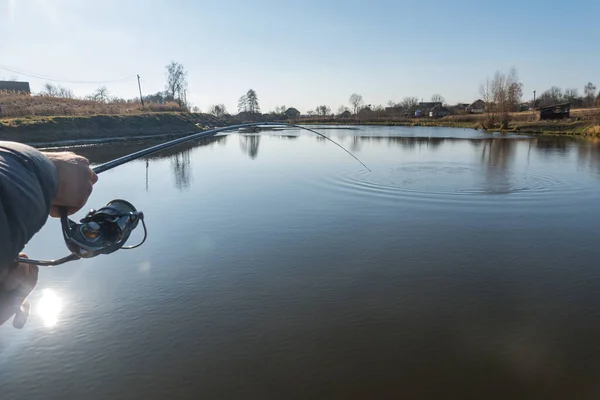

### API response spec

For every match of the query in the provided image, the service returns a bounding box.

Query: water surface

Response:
[1,126,600,399]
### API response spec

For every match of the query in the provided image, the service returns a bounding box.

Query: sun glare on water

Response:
[37,289,63,327]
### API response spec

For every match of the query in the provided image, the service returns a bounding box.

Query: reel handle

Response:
[15,201,146,267]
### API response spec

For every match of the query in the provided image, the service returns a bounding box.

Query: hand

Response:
[42,151,98,217]
[0,254,38,329]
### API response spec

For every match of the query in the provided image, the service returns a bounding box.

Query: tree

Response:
[165,61,188,107]
[563,88,580,105]
[400,96,419,111]
[337,105,349,114]
[93,86,109,103]
[272,105,286,114]
[431,94,445,104]
[349,93,364,115]
[209,104,227,117]
[238,89,260,113]
[315,105,331,116]
[479,67,523,127]
[39,83,73,98]
[387,100,397,107]
[584,82,596,107]
[538,86,563,107]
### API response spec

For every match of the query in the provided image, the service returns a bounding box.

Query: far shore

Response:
[1,111,598,148]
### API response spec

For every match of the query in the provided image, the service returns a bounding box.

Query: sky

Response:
[1,0,599,113]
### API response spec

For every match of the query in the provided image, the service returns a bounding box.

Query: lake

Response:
[1,125,600,399]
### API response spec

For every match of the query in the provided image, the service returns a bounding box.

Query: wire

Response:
[0,63,136,84]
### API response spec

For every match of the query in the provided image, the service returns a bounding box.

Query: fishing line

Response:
[16,122,369,268]
[92,122,371,174]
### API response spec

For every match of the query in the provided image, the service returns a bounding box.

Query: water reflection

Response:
[239,135,261,159]
[37,289,63,328]
[479,139,516,194]
[170,149,192,190]
[577,137,600,175]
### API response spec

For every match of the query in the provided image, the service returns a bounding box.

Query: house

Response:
[284,107,300,119]
[415,102,442,117]
[539,102,571,120]
[467,99,485,114]
[429,105,451,118]
[0,81,31,94]
[339,110,352,118]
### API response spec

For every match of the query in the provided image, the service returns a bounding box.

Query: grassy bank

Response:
[0,112,224,146]
[1,109,599,147]
[294,108,600,137]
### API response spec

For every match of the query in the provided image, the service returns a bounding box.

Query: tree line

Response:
[34,61,193,110]
[24,62,600,121]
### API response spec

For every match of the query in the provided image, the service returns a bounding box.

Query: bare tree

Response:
[315,105,331,116]
[39,83,58,97]
[337,105,349,114]
[209,104,227,117]
[563,88,579,104]
[387,100,397,107]
[93,86,109,103]
[192,106,200,113]
[39,83,74,98]
[165,61,188,106]
[506,67,523,112]
[538,86,563,107]
[349,93,364,115]
[479,67,523,127]
[584,82,596,107]
[431,94,445,104]
[238,89,260,114]
[400,96,419,111]
[273,105,286,114]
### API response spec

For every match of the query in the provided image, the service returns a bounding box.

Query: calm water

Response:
[1,126,600,399]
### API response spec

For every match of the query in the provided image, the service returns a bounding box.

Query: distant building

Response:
[467,99,485,114]
[0,81,31,94]
[429,105,451,118]
[339,110,352,118]
[539,102,571,120]
[284,107,300,119]
[416,101,442,117]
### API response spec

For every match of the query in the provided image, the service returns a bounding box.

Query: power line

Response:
[0,64,136,84]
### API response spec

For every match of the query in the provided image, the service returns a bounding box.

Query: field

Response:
[0,91,186,118]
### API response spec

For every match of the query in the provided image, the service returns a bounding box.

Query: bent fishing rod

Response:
[17,122,370,267]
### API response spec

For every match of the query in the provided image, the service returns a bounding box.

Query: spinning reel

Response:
[18,200,147,266]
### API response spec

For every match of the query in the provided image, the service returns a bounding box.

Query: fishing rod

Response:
[17,122,370,267]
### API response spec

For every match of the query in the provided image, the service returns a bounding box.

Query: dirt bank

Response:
[0,112,225,146]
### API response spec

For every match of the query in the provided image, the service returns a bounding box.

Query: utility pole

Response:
[533,90,536,108]
[137,74,145,108]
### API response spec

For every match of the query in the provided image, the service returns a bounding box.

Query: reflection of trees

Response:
[69,135,227,165]
[351,136,446,150]
[170,149,192,190]
[534,136,574,157]
[239,135,261,159]
[576,138,600,175]
[479,139,516,194]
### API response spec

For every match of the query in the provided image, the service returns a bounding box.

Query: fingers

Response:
[46,151,98,218]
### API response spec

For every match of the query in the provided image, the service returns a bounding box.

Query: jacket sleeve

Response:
[0,142,58,270]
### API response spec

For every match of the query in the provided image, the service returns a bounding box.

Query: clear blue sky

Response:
[1,0,598,113]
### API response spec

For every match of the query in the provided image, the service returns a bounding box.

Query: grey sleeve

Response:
[0,142,58,270]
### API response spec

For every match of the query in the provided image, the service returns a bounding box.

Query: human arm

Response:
[0,142,97,328]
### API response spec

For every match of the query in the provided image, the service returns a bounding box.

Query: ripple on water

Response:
[307,162,598,208]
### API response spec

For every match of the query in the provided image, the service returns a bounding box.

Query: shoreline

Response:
[1,112,597,148]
